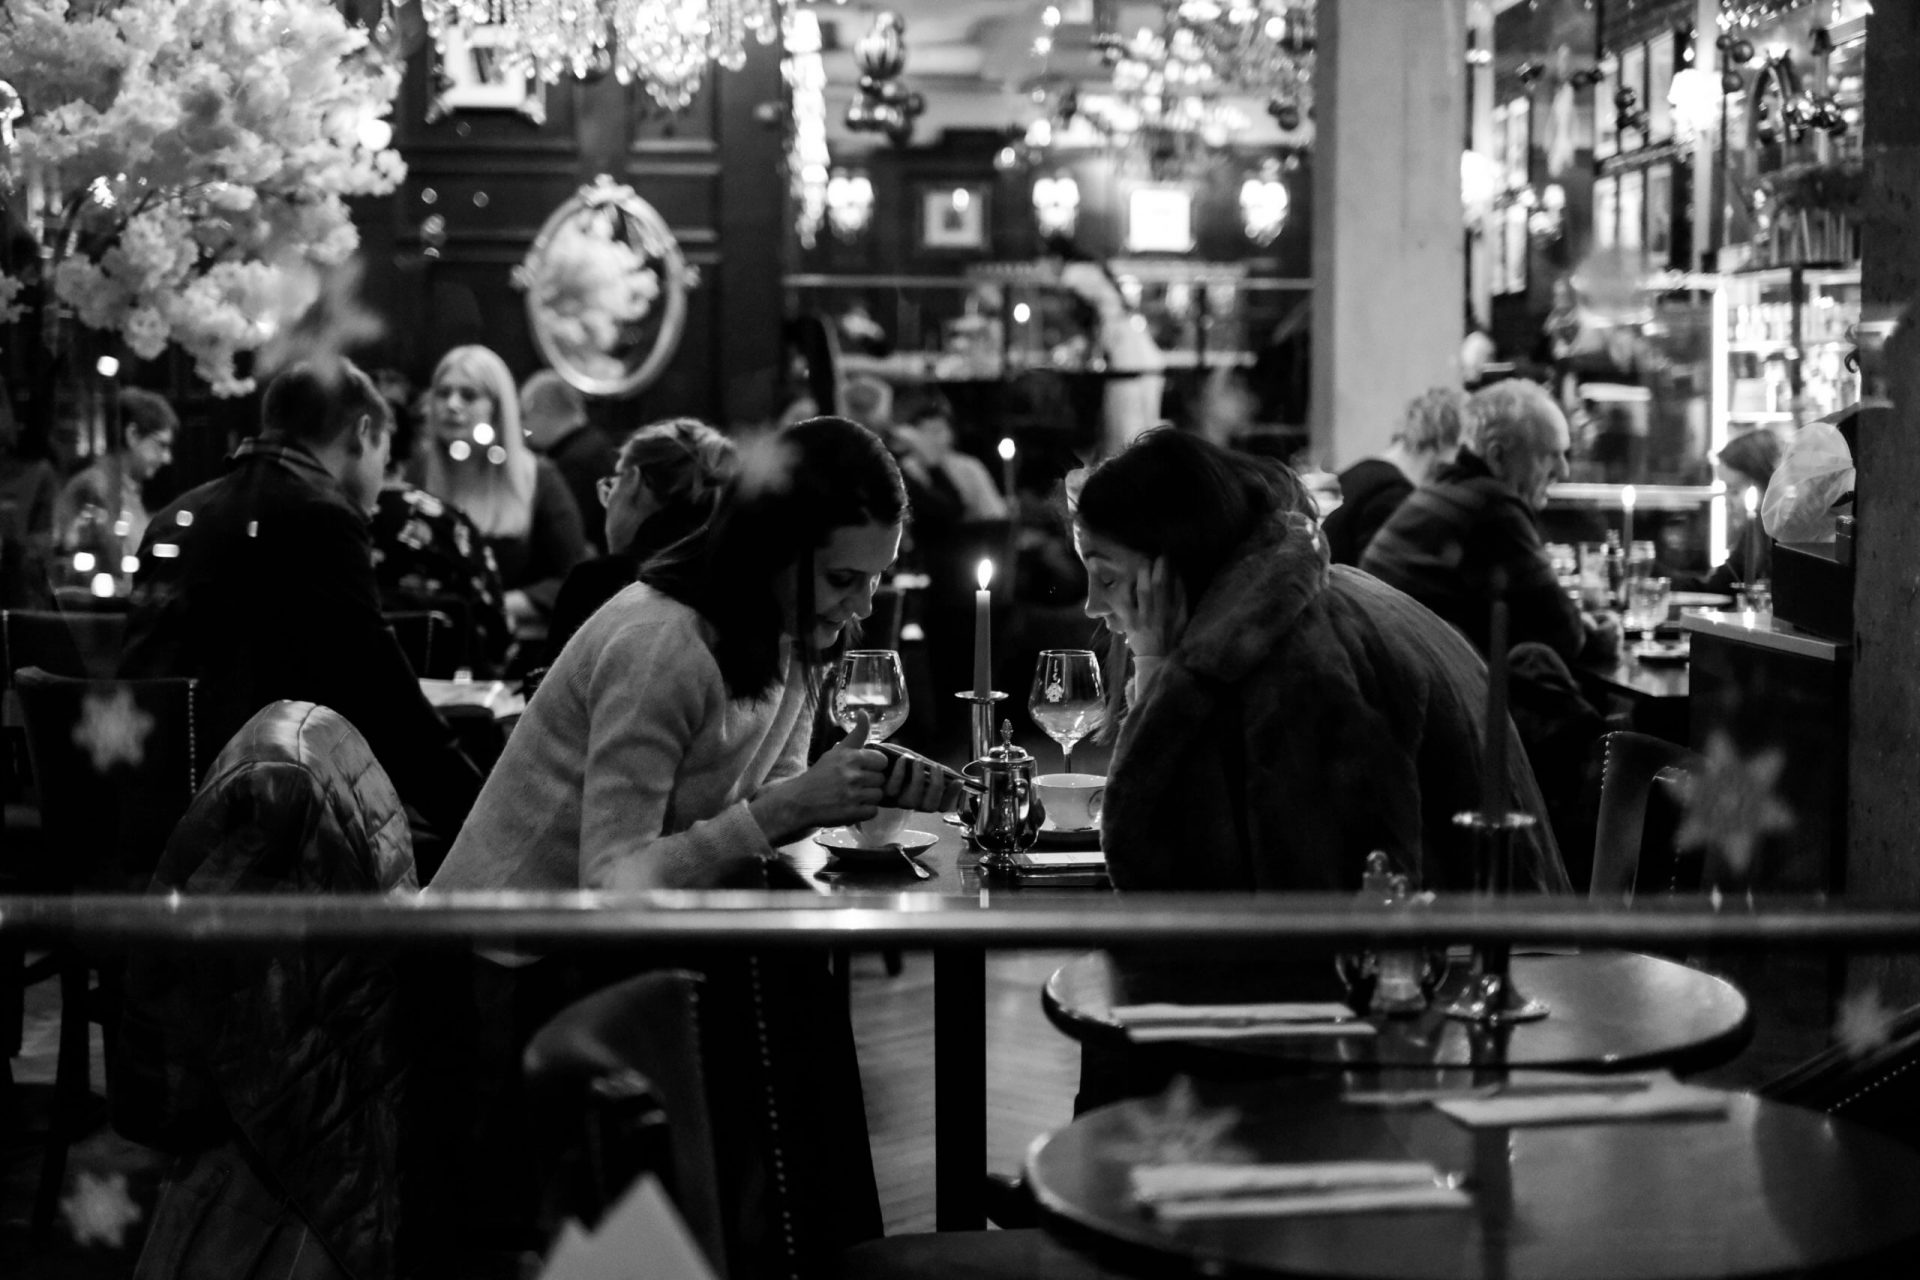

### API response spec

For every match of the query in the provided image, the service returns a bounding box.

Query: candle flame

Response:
[1744,485,1759,515]
[998,437,1016,461]
[977,559,994,590]
[1621,485,1637,511]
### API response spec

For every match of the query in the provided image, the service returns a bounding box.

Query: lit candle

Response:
[1483,594,1510,822]
[974,559,994,697]
[998,436,1017,503]
[1620,484,1636,559]
[1743,486,1761,585]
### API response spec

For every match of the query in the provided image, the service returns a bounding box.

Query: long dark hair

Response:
[1071,427,1316,607]
[642,415,907,700]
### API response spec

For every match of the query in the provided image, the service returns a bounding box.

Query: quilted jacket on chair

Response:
[115,700,417,1280]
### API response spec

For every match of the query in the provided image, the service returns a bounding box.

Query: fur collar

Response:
[1175,511,1328,685]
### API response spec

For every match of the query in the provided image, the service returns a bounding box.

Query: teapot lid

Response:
[982,719,1032,766]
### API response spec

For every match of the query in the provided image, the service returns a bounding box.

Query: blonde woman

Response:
[419,345,588,636]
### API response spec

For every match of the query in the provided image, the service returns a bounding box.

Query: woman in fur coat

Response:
[1072,428,1571,897]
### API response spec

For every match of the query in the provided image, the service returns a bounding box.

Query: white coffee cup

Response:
[849,805,911,848]
[1036,773,1105,831]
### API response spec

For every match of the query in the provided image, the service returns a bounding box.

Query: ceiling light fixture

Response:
[420,0,783,111]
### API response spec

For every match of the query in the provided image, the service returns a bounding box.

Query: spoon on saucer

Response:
[894,844,933,880]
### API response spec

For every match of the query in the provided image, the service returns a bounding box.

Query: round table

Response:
[1044,949,1752,1074]
[1026,1080,1920,1279]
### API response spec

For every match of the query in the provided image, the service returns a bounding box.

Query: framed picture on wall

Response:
[1502,204,1528,294]
[1595,56,1619,160]
[1505,98,1531,191]
[1618,168,1645,250]
[1647,31,1675,143]
[920,184,990,251]
[1126,186,1196,253]
[1619,44,1646,152]
[428,23,548,125]
[1594,174,1619,249]
[1647,164,1673,259]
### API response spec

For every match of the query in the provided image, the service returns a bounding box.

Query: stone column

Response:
[1849,1,1920,1004]
[1310,0,1467,469]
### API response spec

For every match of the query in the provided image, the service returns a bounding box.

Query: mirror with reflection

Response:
[514,175,697,398]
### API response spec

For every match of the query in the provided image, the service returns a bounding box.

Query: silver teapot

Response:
[961,721,1045,869]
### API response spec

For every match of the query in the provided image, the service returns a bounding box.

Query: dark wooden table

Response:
[1044,949,1752,1075]
[1026,1078,1920,1279]
[1575,643,1690,743]
[785,815,1106,1231]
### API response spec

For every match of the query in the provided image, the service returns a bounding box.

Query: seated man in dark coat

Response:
[1361,379,1617,886]
[1361,379,1620,666]
[1322,387,1468,567]
[120,361,483,873]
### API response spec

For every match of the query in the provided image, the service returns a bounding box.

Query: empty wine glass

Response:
[1028,649,1106,772]
[831,649,909,743]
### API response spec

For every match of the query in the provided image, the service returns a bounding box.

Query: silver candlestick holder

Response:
[955,690,1008,763]
[1444,809,1550,1025]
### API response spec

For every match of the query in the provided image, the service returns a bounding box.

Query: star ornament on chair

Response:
[62,1170,143,1248]
[1672,731,1793,879]
[1837,984,1896,1058]
[72,688,156,773]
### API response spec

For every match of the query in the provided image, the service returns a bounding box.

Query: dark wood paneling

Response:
[353,36,787,425]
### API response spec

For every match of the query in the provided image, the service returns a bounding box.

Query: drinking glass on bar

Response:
[1625,575,1672,642]
[831,649,910,743]
[1028,649,1106,772]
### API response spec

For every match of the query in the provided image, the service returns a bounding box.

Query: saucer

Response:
[1632,639,1690,666]
[1036,820,1100,849]
[817,826,939,867]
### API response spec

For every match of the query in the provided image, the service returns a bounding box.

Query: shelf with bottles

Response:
[1716,265,1862,434]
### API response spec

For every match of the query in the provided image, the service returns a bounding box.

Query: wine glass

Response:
[1028,649,1107,772]
[831,649,910,743]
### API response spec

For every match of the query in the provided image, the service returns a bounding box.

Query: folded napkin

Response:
[1344,1072,1664,1109]
[1435,1079,1729,1129]
[1111,1001,1372,1043]
[1132,1162,1469,1221]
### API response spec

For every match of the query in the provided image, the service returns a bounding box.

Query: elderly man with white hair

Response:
[1361,378,1620,665]
[1363,378,1620,888]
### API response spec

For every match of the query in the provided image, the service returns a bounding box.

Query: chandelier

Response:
[1094,0,1317,126]
[420,0,783,111]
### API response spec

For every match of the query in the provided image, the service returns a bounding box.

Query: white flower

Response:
[6,0,407,396]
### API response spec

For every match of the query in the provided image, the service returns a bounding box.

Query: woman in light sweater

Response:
[434,413,961,892]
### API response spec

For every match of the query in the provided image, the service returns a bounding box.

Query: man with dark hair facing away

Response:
[121,360,483,876]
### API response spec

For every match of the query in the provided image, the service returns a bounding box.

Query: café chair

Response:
[1588,730,1706,904]
[11,667,204,1232]
[1,607,130,811]
[2,608,129,682]
[1765,1001,1920,1154]
[525,967,1124,1280]
[523,970,728,1272]
[384,608,462,678]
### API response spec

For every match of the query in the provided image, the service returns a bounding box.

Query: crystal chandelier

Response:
[1091,0,1317,127]
[421,0,784,111]
[1164,0,1315,120]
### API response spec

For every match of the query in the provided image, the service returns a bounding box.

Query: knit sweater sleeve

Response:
[577,617,779,891]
